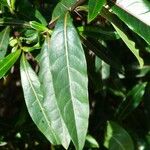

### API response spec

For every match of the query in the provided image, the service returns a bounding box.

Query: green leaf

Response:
[51,0,76,22]
[23,29,39,44]
[38,37,70,149]
[35,10,47,26]
[112,24,144,67]
[7,0,15,12]
[115,82,147,120]
[104,121,134,150]
[46,13,89,150]
[88,0,106,22]
[0,50,21,79]
[0,26,10,59]
[85,135,99,148]
[109,0,150,44]
[29,21,48,32]
[20,54,62,146]
[22,43,41,52]
[0,0,8,6]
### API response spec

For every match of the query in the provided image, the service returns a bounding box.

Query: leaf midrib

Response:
[64,12,78,144]
[46,37,70,145]
[22,54,58,143]
[90,0,103,19]
[112,136,126,150]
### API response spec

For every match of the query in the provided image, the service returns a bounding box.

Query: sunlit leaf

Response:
[47,13,89,150]
[112,24,144,67]
[20,54,62,146]
[38,37,71,149]
[85,135,99,148]
[109,0,150,44]
[29,21,48,32]
[0,50,21,79]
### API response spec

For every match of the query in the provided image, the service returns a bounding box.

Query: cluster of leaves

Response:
[0,0,150,149]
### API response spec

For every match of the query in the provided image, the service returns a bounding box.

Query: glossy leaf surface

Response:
[0,50,21,79]
[20,54,62,146]
[104,121,134,150]
[113,24,144,67]
[38,37,70,149]
[110,0,150,44]
[0,26,10,59]
[48,13,89,150]
[88,0,106,22]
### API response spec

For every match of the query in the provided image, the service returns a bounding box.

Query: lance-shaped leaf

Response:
[104,121,134,150]
[0,26,10,59]
[0,50,21,79]
[109,0,150,44]
[20,54,62,146]
[38,37,70,149]
[47,13,89,150]
[88,0,106,22]
[112,24,144,67]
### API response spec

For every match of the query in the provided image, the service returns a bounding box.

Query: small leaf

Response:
[20,54,62,146]
[85,135,99,148]
[23,29,39,44]
[29,21,48,32]
[0,26,10,59]
[0,50,21,79]
[104,121,134,150]
[88,0,106,22]
[22,43,40,52]
[115,82,147,120]
[47,13,89,150]
[113,24,144,67]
